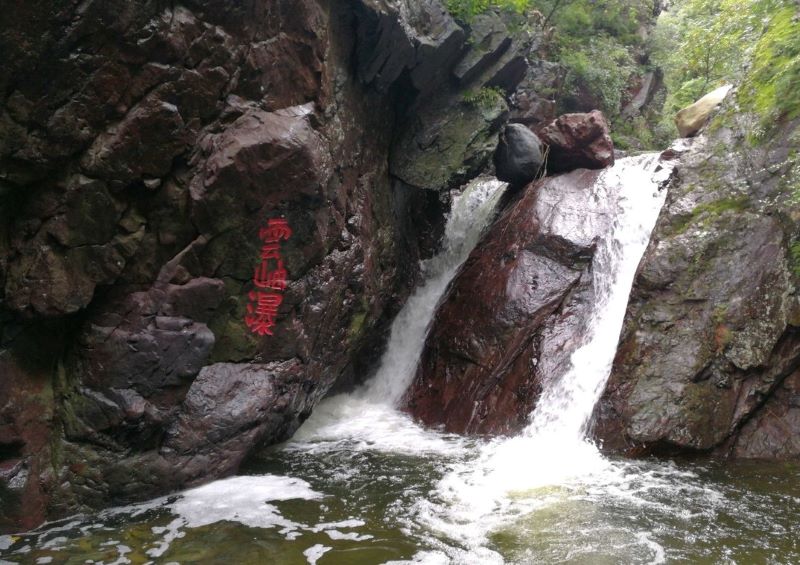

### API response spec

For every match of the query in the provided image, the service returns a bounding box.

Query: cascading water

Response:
[289,176,507,449]
[363,177,507,405]
[8,157,799,564]
[527,153,668,443]
[435,153,671,502]
[415,155,673,555]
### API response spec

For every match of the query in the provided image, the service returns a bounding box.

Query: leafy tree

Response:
[446,0,532,21]
[652,0,800,139]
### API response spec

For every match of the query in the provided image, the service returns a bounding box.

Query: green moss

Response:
[446,0,530,21]
[208,278,258,362]
[789,240,800,278]
[346,294,371,340]
[348,311,367,337]
[738,6,800,135]
[671,196,750,235]
[463,86,505,110]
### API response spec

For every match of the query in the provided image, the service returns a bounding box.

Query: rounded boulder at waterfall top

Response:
[537,110,615,174]
[675,84,733,138]
[493,123,545,186]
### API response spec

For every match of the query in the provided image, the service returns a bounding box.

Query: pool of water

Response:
[3,157,797,564]
[2,413,798,565]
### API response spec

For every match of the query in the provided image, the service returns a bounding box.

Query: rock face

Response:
[494,124,545,186]
[510,60,563,129]
[675,84,733,137]
[592,109,800,459]
[390,92,508,191]
[538,110,615,173]
[389,7,538,192]
[621,70,664,120]
[0,0,536,531]
[404,167,622,434]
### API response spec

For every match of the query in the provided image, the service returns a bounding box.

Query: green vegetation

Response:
[652,0,800,142]
[671,196,750,234]
[446,0,531,21]
[557,34,636,116]
[463,86,505,109]
[445,0,800,148]
[790,239,800,278]
[738,6,800,133]
[534,0,653,118]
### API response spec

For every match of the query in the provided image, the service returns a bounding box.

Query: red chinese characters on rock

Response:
[245,218,292,336]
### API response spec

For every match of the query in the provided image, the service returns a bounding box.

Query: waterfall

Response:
[291,176,507,446]
[361,177,508,405]
[527,153,668,443]
[433,153,671,503]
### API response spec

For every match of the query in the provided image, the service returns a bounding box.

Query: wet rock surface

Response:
[509,60,563,129]
[494,123,545,186]
[0,0,540,531]
[592,113,800,459]
[404,168,618,434]
[538,110,615,173]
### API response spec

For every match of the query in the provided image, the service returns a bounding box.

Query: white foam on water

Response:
[171,475,322,529]
[303,544,331,565]
[406,154,675,553]
[147,475,324,558]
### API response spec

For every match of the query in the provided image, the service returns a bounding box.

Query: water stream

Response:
[2,162,799,564]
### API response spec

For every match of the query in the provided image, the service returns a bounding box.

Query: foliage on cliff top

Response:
[445,0,659,140]
[652,0,800,141]
[446,0,531,21]
[538,1,658,129]
[738,6,800,130]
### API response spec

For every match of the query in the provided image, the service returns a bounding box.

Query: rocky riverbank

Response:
[0,0,544,531]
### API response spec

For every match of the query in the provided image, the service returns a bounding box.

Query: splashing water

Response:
[363,177,508,405]
[528,154,669,443]
[291,176,507,450]
[412,154,673,553]
[7,160,800,564]
[441,153,671,499]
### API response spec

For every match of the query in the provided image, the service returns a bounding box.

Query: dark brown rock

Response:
[404,168,616,434]
[0,0,536,532]
[164,361,308,465]
[538,110,615,173]
[510,61,564,129]
[733,369,800,459]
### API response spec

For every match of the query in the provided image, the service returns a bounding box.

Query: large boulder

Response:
[353,0,465,95]
[538,110,615,173]
[592,108,800,459]
[675,84,733,137]
[493,123,545,186]
[0,0,534,532]
[390,92,509,191]
[404,166,620,434]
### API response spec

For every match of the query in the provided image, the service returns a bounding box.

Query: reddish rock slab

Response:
[403,167,617,435]
[537,110,614,174]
